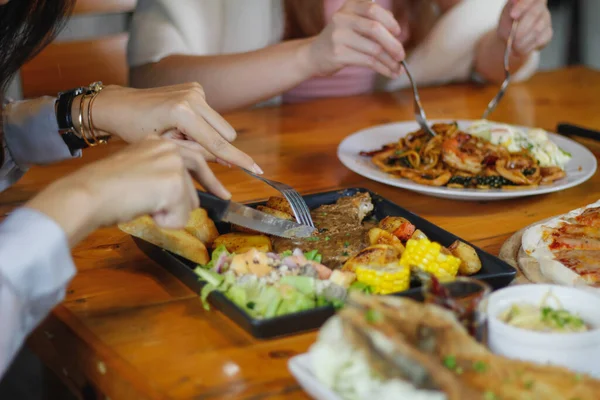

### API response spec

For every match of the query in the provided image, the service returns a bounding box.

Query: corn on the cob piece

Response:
[355,262,410,295]
[399,238,460,279]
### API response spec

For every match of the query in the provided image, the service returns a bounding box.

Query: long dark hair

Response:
[0,0,74,167]
[0,0,74,92]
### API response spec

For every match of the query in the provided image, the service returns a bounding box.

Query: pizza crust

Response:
[500,212,600,292]
[499,219,555,285]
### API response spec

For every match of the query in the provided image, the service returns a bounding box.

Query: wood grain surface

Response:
[2,67,600,399]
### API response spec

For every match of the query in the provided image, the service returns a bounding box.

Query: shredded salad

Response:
[194,246,371,319]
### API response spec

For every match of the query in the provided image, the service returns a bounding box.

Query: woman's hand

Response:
[82,83,263,174]
[305,0,405,78]
[498,0,552,57]
[26,138,213,246]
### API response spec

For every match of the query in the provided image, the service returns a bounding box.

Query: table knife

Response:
[197,191,315,239]
[557,123,600,141]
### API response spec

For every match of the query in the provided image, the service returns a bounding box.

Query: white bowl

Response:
[486,284,600,377]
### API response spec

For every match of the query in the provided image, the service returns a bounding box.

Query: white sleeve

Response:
[385,0,539,91]
[0,208,76,378]
[127,0,224,67]
[1,97,81,193]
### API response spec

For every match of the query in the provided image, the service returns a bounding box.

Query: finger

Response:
[152,184,191,230]
[352,15,405,61]
[343,31,401,72]
[346,0,401,37]
[190,95,238,143]
[175,107,262,174]
[164,133,218,163]
[535,26,553,51]
[519,12,550,55]
[510,0,541,20]
[178,145,232,199]
[183,170,200,210]
[338,47,396,77]
[513,4,545,53]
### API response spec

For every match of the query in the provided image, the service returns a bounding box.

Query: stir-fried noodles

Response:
[360,123,567,189]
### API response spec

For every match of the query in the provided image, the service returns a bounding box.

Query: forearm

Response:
[130,38,316,112]
[474,29,530,83]
[26,180,98,248]
[0,208,76,377]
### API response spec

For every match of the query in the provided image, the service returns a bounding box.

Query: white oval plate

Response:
[337,120,597,201]
[288,353,341,400]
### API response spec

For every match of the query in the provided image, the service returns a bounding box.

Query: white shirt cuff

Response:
[0,207,75,303]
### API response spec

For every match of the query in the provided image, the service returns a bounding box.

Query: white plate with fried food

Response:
[337,120,596,201]
[289,293,600,400]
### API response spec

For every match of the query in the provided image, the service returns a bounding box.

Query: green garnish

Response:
[281,250,293,257]
[365,309,383,323]
[346,233,351,237]
[473,360,488,373]
[540,307,586,330]
[560,148,572,157]
[305,237,320,242]
[321,212,328,216]
[443,355,457,370]
[483,391,498,400]
[342,251,349,257]
[304,249,321,262]
[574,374,583,382]
[324,236,331,241]
[524,380,534,390]
[246,301,256,310]
[344,241,350,248]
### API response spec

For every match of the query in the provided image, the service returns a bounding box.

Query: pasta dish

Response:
[360,122,568,189]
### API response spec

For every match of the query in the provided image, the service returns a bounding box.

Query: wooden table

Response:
[3,66,600,400]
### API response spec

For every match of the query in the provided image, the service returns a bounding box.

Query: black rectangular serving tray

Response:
[133,188,516,339]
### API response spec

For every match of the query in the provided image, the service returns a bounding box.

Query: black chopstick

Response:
[556,123,600,142]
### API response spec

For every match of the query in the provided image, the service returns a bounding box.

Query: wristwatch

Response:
[55,86,89,150]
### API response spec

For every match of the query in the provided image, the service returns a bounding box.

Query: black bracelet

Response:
[56,87,89,151]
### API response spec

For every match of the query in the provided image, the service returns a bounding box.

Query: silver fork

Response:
[482,20,519,119]
[368,0,436,136]
[242,169,315,228]
[402,60,437,137]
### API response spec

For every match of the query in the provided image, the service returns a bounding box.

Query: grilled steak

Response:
[272,193,375,269]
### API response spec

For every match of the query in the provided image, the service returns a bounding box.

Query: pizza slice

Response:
[521,201,600,287]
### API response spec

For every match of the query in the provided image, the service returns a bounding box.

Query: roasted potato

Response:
[329,270,356,288]
[342,244,401,272]
[212,232,272,253]
[256,205,294,220]
[265,196,295,216]
[411,229,428,241]
[185,208,219,245]
[368,227,405,253]
[448,240,482,275]
[119,215,210,264]
[378,216,416,241]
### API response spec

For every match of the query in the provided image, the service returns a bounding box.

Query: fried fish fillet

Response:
[341,293,600,400]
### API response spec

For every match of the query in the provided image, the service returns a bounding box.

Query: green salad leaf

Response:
[198,244,232,270]
[349,281,374,294]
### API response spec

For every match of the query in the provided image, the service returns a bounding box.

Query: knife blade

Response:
[557,123,600,141]
[197,191,316,239]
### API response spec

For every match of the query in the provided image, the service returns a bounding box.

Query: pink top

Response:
[283,0,395,103]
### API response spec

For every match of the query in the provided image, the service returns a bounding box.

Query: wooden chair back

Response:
[20,0,137,98]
